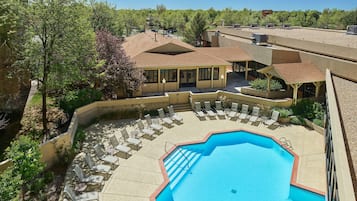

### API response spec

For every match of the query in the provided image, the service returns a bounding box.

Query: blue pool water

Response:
[156,131,325,201]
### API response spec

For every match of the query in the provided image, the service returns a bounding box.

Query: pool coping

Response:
[150,128,326,200]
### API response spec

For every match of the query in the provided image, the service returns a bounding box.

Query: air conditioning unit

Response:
[233,24,240,29]
[252,33,268,46]
[346,25,357,35]
[266,23,274,28]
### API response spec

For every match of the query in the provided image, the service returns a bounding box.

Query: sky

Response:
[105,0,356,11]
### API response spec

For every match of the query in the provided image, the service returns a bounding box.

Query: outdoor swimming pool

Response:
[156,131,325,201]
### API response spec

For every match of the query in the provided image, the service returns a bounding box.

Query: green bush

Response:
[292,99,325,121]
[59,88,102,114]
[0,168,23,201]
[273,108,292,118]
[290,116,306,125]
[313,119,324,127]
[249,78,283,91]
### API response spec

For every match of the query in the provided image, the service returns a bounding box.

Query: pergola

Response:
[258,63,325,104]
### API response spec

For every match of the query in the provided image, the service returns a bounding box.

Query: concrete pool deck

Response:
[91,111,326,201]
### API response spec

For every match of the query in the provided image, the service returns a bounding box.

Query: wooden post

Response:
[291,83,303,105]
[245,61,248,80]
[313,81,322,98]
[211,66,214,88]
[266,74,273,92]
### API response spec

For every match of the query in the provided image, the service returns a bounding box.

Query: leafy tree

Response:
[184,12,208,46]
[0,168,23,201]
[5,135,44,196]
[95,30,144,98]
[15,0,96,139]
[90,1,123,36]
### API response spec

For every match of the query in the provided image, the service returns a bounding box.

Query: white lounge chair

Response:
[204,101,216,118]
[215,101,226,118]
[94,144,119,165]
[109,135,131,158]
[157,108,174,126]
[120,128,142,149]
[85,153,111,174]
[249,106,260,123]
[73,164,104,184]
[136,119,156,139]
[228,102,239,119]
[64,185,98,201]
[145,114,163,132]
[194,102,206,119]
[167,105,183,123]
[239,104,250,120]
[264,110,280,126]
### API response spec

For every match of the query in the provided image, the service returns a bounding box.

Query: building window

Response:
[144,70,158,83]
[160,69,177,82]
[213,67,219,80]
[199,68,211,81]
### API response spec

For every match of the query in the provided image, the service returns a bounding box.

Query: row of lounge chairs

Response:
[64,105,183,201]
[194,101,280,127]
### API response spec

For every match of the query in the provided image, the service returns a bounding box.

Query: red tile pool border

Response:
[150,128,325,200]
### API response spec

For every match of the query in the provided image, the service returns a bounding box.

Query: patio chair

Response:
[194,102,206,119]
[228,102,239,119]
[167,105,183,123]
[248,106,260,123]
[120,128,142,149]
[264,111,280,126]
[64,185,98,201]
[136,119,156,139]
[73,164,104,184]
[215,101,226,118]
[109,135,131,158]
[238,104,250,120]
[84,153,111,174]
[157,108,174,126]
[204,101,216,118]
[94,144,119,165]
[145,114,163,132]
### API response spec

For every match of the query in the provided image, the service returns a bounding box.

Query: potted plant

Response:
[273,108,292,123]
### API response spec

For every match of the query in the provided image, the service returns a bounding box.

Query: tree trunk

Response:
[42,51,49,141]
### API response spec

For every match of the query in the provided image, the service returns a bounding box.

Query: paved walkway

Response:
[91,111,326,201]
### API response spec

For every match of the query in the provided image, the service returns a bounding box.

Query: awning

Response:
[258,63,325,84]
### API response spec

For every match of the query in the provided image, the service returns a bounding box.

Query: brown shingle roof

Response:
[332,75,357,189]
[195,47,252,62]
[122,32,194,58]
[272,63,325,84]
[133,51,231,68]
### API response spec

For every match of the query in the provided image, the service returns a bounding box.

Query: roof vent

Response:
[252,33,268,46]
[346,25,357,35]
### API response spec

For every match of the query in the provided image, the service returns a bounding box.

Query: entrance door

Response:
[180,70,196,87]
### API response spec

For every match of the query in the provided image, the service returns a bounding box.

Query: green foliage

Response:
[5,135,45,194]
[59,88,102,115]
[292,99,325,121]
[184,11,208,46]
[290,116,306,125]
[73,127,86,151]
[313,118,323,127]
[0,168,23,201]
[273,108,292,118]
[249,78,282,91]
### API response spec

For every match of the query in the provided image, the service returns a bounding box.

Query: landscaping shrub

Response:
[313,119,324,127]
[290,116,306,125]
[292,99,325,121]
[273,107,292,118]
[59,88,102,115]
[249,78,282,91]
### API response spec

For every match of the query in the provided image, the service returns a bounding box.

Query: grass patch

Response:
[29,92,55,107]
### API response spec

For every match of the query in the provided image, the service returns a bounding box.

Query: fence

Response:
[0,90,292,171]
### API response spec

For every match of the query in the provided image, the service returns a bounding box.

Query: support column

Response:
[245,61,249,80]
[266,74,273,92]
[211,66,214,88]
[313,81,322,98]
[291,83,303,105]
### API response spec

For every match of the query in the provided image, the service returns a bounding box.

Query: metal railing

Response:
[164,141,191,172]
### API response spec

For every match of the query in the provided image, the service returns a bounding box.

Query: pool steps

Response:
[164,148,202,189]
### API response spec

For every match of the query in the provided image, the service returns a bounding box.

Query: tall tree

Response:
[90,1,123,36]
[16,0,96,140]
[184,12,208,46]
[95,30,144,98]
